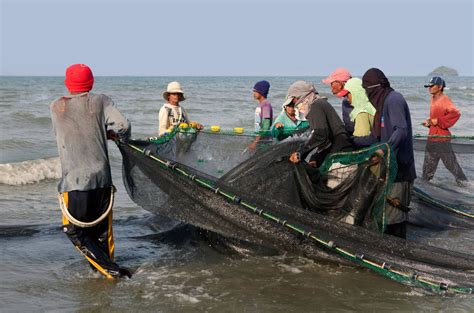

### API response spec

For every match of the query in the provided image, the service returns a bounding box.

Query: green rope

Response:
[413,187,474,219]
[124,141,473,294]
[142,125,474,142]
[413,134,474,140]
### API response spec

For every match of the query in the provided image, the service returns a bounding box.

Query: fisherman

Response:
[322,68,354,135]
[422,76,468,185]
[339,78,376,142]
[271,100,309,141]
[50,64,132,278]
[158,81,202,136]
[287,81,352,167]
[356,68,416,239]
[248,80,273,151]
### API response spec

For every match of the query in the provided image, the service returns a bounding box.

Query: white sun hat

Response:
[162,81,186,101]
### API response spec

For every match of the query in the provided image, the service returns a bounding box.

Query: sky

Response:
[1,0,473,76]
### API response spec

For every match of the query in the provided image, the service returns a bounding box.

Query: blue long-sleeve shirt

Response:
[341,98,355,135]
[352,91,416,182]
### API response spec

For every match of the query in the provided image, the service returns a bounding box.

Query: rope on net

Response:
[142,125,474,142]
[413,134,474,140]
[413,186,474,219]
[123,141,473,294]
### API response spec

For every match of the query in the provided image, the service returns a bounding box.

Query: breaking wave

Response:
[0,157,61,185]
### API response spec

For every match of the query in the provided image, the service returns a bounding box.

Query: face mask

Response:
[297,102,309,116]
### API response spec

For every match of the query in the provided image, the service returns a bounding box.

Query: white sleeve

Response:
[158,106,169,135]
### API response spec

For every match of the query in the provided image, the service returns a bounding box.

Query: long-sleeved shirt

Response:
[158,103,189,136]
[428,93,460,142]
[271,110,309,141]
[298,98,352,162]
[352,91,416,182]
[254,100,273,135]
[342,99,355,135]
[50,92,130,192]
[353,112,374,137]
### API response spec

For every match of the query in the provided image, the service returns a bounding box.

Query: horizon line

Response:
[1,74,472,78]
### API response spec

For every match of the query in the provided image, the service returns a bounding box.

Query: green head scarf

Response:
[344,78,376,121]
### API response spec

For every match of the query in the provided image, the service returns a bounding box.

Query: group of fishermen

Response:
[246,71,466,241]
[50,64,467,279]
[286,69,415,240]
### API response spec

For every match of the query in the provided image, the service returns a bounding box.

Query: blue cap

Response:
[424,76,446,88]
[253,80,270,98]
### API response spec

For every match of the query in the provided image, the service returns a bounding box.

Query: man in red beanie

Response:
[51,64,132,278]
[64,63,95,92]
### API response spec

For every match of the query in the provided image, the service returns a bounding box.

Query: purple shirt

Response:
[254,100,273,132]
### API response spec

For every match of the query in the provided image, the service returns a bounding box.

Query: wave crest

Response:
[0,157,61,185]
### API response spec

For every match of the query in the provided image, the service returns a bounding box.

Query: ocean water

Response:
[1,76,473,312]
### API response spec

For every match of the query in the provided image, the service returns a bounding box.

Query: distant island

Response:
[428,66,458,76]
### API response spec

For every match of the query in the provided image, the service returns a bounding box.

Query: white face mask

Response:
[295,108,307,121]
[296,102,309,117]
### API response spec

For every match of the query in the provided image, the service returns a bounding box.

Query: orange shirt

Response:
[428,94,460,141]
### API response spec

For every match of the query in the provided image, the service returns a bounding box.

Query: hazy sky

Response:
[1,0,473,76]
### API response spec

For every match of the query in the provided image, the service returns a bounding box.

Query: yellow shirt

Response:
[353,112,374,137]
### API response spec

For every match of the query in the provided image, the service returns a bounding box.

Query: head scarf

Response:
[344,78,376,121]
[285,81,325,117]
[362,68,393,137]
[281,101,307,121]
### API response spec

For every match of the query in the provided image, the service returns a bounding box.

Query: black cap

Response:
[424,76,446,88]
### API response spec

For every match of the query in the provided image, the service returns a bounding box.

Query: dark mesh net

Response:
[409,136,474,229]
[118,129,474,292]
[218,139,396,232]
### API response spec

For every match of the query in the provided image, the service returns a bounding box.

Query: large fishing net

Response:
[122,128,396,232]
[118,128,474,293]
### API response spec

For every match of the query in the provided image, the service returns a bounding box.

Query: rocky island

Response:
[428,66,458,76]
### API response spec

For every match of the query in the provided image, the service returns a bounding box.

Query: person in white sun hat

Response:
[158,81,202,135]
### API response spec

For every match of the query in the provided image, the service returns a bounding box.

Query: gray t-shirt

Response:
[50,92,130,192]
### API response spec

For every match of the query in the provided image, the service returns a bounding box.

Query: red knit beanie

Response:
[64,64,94,92]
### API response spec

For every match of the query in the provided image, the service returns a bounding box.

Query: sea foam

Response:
[0,157,61,185]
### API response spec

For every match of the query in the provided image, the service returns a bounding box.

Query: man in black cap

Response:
[422,76,467,185]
